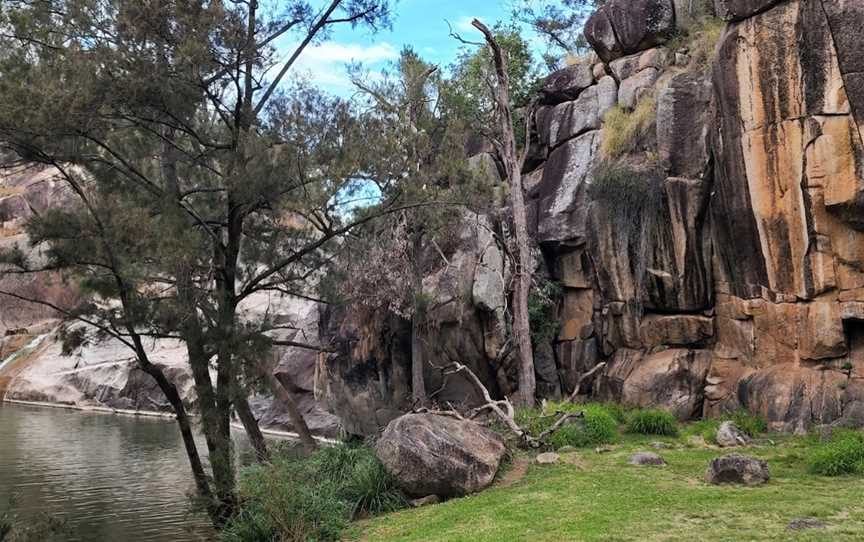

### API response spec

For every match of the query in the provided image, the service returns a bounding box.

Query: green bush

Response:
[728,410,768,438]
[548,404,618,449]
[808,430,864,477]
[222,444,406,542]
[683,411,768,444]
[515,402,618,450]
[626,409,679,436]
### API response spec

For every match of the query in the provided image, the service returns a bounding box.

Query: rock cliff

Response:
[322,0,864,436]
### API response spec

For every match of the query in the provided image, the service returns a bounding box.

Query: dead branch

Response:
[567,362,608,402]
[429,360,584,449]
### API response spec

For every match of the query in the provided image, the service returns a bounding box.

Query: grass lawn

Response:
[350,435,864,541]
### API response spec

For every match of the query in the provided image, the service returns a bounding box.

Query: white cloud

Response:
[454,15,484,33]
[285,41,399,94]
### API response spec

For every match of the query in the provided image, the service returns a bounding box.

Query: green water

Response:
[0,402,257,541]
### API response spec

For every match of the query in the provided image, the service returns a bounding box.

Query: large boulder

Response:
[705,454,770,485]
[539,63,595,105]
[584,0,676,62]
[599,349,712,419]
[713,0,782,21]
[376,413,506,498]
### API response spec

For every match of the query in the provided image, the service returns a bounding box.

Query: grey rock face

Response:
[618,68,660,109]
[376,413,506,498]
[657,73,713,179]
[537,77,617,149]
[713,0,782,21]
[540,63,595,105]
[715,421,752,447]
[705,454,770,485]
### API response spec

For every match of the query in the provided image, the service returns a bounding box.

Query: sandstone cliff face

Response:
[322,0,864,436]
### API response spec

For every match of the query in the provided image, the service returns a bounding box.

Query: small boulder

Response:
[629,452,667,466]
[410,495,441,508]
[716,421,751,448]
[376,413,506,498]
[650,441,672,449]
[536,452,561,465]
[788,518,826,531]
[705,454,770,485]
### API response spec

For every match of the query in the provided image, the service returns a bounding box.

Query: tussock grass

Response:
[223,443,405,542]
[626,409,679,436]
[600,96,657,159]
[808,430,864,476]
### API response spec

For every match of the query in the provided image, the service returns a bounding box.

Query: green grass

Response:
[683,411,768,445]
[808,430,864,476]
[514,402,618,450]
[626,409,679,436]
[351,434,864,541]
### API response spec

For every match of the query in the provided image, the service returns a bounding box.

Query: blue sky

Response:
[282,0,542,94]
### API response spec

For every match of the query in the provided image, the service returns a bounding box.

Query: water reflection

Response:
[0,403,264,542]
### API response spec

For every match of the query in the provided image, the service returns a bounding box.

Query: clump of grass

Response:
[683,411,768,444]
[223,443,406,542]
[626,409,679,436]
[600,96,657,159]
[686,17,726,70]
[808,430,864,476]
[516,402,618,450]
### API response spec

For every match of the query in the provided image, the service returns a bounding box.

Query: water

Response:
[0,402,257,541]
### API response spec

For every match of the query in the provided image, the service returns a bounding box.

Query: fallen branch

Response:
[567,362,608,402]
[429,361,584,449]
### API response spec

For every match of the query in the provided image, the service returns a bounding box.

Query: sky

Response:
[280,0,543,95]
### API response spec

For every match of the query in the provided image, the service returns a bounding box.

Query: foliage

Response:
[57,325,88,356]
[528,279,563,345]
[808,430,864,476]
[355,435,864,542]
[667,16,726,71]
[626,409,678,436]
[444,24,543,125]
[512,0,607,65]
[223,443,405,542]
[600,97,658,159]
[516,402,618,449]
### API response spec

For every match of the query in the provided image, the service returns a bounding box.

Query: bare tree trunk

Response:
[233,385,270,463]
[410,229,427,404]
[259,366,319,452]
[473,19,536,407]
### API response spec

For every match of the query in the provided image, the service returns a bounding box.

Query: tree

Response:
[0,0,399,526]
[512,0,606,66]
[344,47,490,405]
[469,20,539,407]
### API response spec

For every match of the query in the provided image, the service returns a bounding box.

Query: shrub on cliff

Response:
[808,430,864,477]
[600,97,657,159]
[222,443,405,542]
[626,409,678,436]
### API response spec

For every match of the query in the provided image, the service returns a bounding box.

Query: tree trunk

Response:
[260,367,319,452]
[473,19,536,407]
[410,229,427,404]
[139,362,214,509]
[233,385,270,463]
